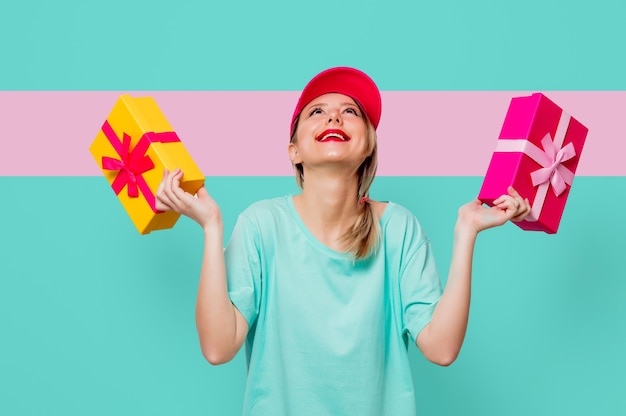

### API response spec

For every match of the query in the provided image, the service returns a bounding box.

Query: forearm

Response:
[418,225,477,365]
[195,222,243,364]
[417,191,529,365]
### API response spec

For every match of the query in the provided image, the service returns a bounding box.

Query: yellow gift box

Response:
[89,95,205,234]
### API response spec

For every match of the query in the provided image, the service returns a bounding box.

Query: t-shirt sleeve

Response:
[224,213,262,328]
[398,216,444,344]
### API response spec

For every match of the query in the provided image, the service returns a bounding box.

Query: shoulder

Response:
[378,201,429,247]
[228,196,292,246]
[371,200,388,219]
[377,200,420,226]
[240,196,291,217]
[236,196,293,231]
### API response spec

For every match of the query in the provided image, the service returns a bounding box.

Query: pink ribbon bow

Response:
[530,134,576,197]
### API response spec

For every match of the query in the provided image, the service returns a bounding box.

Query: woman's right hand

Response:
[155,168,222,229]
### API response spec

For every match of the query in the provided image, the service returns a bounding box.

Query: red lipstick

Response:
[315,129,351,142]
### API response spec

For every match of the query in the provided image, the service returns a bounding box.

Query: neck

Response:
[294,169,361,239]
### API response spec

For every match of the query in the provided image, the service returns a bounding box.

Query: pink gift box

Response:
[478,93,588,234]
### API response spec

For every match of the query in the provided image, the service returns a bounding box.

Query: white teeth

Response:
[319,133,346,141]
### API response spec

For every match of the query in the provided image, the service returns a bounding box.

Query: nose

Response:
[327,109,342,125]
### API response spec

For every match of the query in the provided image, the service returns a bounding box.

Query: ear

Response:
[288,142,302,164]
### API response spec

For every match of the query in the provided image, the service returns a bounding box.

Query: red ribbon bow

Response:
[101,123,155,198]
[100,120,180,212]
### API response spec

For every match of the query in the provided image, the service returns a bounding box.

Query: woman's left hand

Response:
[457,186,531,234]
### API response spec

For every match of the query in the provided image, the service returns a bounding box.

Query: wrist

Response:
[202,216,224,236]
[453,220,478,242]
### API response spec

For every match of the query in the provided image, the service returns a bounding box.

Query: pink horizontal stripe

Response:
[0,91,622,176]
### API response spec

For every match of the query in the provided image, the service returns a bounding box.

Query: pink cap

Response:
[290,67,382,135]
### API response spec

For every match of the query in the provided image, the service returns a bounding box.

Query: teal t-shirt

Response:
[225,196,443,416]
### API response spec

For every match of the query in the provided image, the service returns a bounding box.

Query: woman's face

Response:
[289,93,370,171]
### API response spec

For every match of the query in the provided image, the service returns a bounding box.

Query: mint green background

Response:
[2,0,626,90]
[2,0,626,414]
[1,177,625,415]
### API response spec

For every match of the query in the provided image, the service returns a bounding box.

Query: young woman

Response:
[156,67,531,415]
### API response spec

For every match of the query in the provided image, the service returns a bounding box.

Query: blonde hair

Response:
[290,111,380,260]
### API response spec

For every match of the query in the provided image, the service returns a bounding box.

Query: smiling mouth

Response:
[315,129,351,142]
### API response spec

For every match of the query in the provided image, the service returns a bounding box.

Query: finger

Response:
[194,185,215,203]
[515,196,530,214]
[155,171,170,207]
[497,199,521,219]
[521,197,532,216]
[510,187,530,211]
[158,168,175,194]
[155,198,174,212]
[162,169,183,207]
[196,185,209,199]
[507,186,522,198]
[510,197,532,222]
[168,169,199,211]
[493,193,518,206]
[171,176,194,203]
[511,211,528,222]
[494,195,519,210]
[169,169,187,199]
[157,168,169,190]
[155,185,175,211]
[158,168,170,191]
[493,195,506,205]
